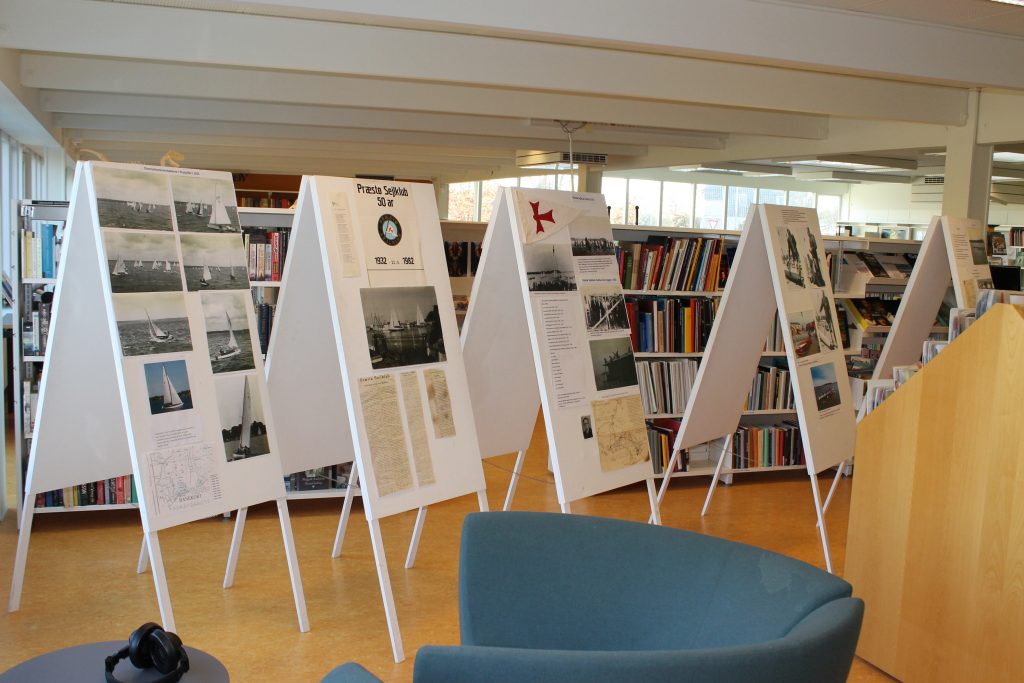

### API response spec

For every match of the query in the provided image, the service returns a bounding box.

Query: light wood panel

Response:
[847,303,1024,682]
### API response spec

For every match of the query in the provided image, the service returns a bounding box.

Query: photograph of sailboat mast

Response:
[171,175,241,233]
[143,360,194,415]
[179,233,249,291]
[200,291,255,374]
[360,286,446,370]
[113,292,193,356]
[216,373,270,462]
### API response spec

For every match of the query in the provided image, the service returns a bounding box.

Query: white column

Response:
[943,90,993,224]
[578,165,603,194]
[434,180,449,219]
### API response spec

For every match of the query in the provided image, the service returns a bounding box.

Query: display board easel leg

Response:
[145,531,176,632]
[223,506,249,588]
[502,449,526,511]
[476,489,489,512]
[332,463,360,558]
[404,507,427,570]
[137,536,149,574]
[276,499,310,632]
[701,436,732,517]
[8,504,35,612]
[367,518,405,663]
[559,500,572,514]
[809,474,834,573]
[645,478,662,525]
[820,460,846,516]
[654,449,683,507]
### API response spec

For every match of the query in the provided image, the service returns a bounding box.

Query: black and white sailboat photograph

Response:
[216,372,270,462]
[113,292,193,356]
[200,291,255,373]
[171,175,241,233]
[143,359,193,415]
[360,286,446,370]
[103,230,183,293]
[92,166,174,231]
[180,233,249,291]
[523,239,577,292]
[589,335,639,392]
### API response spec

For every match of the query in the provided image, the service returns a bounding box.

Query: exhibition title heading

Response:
[356,183,409,198]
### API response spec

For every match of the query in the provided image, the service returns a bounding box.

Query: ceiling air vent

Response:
[516,150,608,167]
[922,176,945,185]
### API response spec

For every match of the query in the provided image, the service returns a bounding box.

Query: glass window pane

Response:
[726,186,757,230]
[627,179,661,226]
[758,188,786,205]
[661,181,694,228]
[601,177,627,225]
[555,172,576,191]
[788,190,815,208]
[520,174,556,190]
[694,184,726,230]
[480,177,518,223]
[817,195,842,235]
[447,181,479,221]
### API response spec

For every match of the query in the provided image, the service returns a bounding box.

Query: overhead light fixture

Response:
[669,162,791,177]
[793,170,912,184]
[994,152,1024,163]
[988,0,1024,6]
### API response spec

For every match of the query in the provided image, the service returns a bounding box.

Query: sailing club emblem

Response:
[377,214,403,246]
[529,201,556,235]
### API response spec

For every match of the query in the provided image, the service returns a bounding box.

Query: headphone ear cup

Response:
[147,629,180,675]
[128,623,160,669]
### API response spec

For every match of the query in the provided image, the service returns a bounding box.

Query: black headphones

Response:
[104,622,190,683]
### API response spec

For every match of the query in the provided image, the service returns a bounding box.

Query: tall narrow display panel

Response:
[249,176,488,662]
[463,188,660,520]
[9,162,308,633]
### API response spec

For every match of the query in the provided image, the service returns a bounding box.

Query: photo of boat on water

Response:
[589,335,639,392]
[215,372,270,462]
[170,175,241,233]
[523,239,577,292]
[200,291,255,374]
[810,361,841,412]
[113,292,192,356]
[143,359,193,415]
[92,167,174,231]
[180,233,249,291]
[103,230,183,293]
[360,286,446,370]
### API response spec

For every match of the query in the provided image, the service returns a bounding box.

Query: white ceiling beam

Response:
[0,48,62,149]
[39,90,725,149]
[242,0,1024,91]
[2,1,966,124]
[21,54,827,139]
[816,154,919,170]
[979,91,1024,145]
[51,113,652,156]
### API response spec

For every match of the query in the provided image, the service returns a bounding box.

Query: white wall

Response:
[848,182,1024,226]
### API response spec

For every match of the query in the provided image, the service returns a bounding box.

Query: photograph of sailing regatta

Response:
[589,336,639,392]
[523,239,577,292]
[112,292,192,356]
[143,359,193,415]
[360,286,446,370]
[180,233,249,291]
[92,166,174,231]
[215,372,270,462]
[103,230,183,293]
[200,291,255,374]
[170,175,241,233]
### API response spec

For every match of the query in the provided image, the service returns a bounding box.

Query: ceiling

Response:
[2,0,1024,183]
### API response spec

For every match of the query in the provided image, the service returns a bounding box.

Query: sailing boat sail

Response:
[214,310,241,360]
[200,263,212,287]
[111,254,128,276]
[234,376,253,458]
[146,309,173,342]
[388,308,402,331]
[415,305,425,326]
[209,193,231,229]
[229,265,237,280]
[164,260,172,272]
[151,260,158,270]
[161,365,184,411]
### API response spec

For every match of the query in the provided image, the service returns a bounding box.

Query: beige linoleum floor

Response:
[1,414,893,681]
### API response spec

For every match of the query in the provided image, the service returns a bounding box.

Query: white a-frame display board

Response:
[873,216,991,380]
[248,175,488,662]
[655,204,855,572]
[462,187,661,521]
[9,161,308,633]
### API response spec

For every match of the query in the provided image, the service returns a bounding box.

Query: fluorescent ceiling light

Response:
[994,152,1024,163]
[988,0,1024,7]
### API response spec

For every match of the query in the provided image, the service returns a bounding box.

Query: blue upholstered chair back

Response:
[458,511,853,652]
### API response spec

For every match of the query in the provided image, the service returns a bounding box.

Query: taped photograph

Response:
[361,286,446,369]
[92,166,174,231]
[200,291,256,374]
[113,292,192,356]
[180,233,249,291]
[589,336,639,392]
[524,239,577,292]
[170,175,241,233]
[144,359,193,414]
[215,372,270,462]
[103,230,183,293]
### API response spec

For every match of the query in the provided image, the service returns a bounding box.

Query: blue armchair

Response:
[323,511,863,683]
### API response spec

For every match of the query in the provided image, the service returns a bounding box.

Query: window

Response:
[661,181,694,228]
[627,179,661,226]
[817,195,842,235]
[726,186,757,230]
[788,191,815,208]
[447,181,479,221]
[480,178,517,223]
[601,177,627,225]
[758,188,786,205]
[694,184,726,230]
[520,174,556,190]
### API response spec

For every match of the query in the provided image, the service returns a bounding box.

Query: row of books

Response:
[1006,227,1024,247]
[35,476,138,508]
[765,316,785,352]
[616,236,728,292]
[244,229,289,282]
[744,365,795,411]
[237,196,293,208]
[637,358,699,416]
[731,423,805,470]
[254,301,276,356]
[626,296,718,354]
[21,223,61,279]
[21,290,53,356]
[646,419,687,475]
[283,463,353,492]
